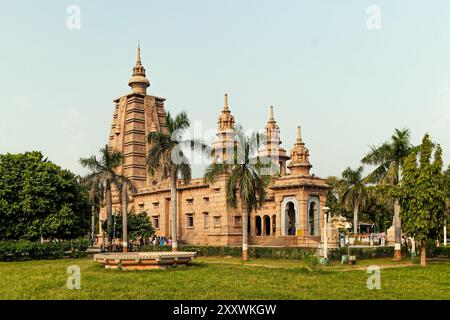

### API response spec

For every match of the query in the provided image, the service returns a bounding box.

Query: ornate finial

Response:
[217,93,234,131]
[224,93,229,111]
[269,106,274,121]
[288,125,312,176]
[129,44,150,94]
[136,42,142,65]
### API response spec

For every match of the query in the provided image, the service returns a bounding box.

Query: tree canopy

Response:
[0,151,91,240]
[399,134,447,243]
[102,211,155,241]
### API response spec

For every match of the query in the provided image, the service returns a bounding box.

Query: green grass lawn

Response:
[0,256,449,300]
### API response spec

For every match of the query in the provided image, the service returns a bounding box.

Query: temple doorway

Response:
[280,196,299,236]
[307,197,320,236]
[286,202,296,235]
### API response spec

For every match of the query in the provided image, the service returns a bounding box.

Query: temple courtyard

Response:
[1,257,449,300]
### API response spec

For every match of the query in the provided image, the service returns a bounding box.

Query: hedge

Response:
[140,244,400,261]
[141,244,450,261]
[0,238,90,261]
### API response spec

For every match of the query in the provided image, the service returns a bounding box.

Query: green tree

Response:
[325,176,349,218]
[340,166,369,234]
[359,188,394,233]
[147,111,207,251]
[399,134,447,266]
[102,211,155,246]
[80,145,124,249]
[362,128,415,260]
[0,151,90,240]
[204,125,268,261]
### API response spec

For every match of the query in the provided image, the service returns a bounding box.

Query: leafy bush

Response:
[0,238,89,261]
[140,244,410,262]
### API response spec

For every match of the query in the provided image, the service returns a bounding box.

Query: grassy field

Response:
[0,256,449,300]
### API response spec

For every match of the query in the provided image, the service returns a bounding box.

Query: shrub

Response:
[0,238,89,261]
[141,244,408,261]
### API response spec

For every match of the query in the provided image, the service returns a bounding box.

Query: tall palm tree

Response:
[147,111,208,252]
[79,176,104,244]
[362,128,414,260]
[204,126,268,261]
[340,166,369,234]
[80,145,124,250]
[116,175,136,252]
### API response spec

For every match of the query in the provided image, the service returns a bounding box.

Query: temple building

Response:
[99,47,337,248]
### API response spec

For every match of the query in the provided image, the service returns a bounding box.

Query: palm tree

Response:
[204,126,268,261]
[340,166,368,234]
[79,176,104,245]
[116,175,136,252]
[80,145,124,250]
[147,111,208,252]
[362,128,414,260]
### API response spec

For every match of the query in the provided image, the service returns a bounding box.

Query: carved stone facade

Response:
[99,47,335,248]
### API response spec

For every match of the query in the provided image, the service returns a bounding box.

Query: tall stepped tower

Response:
[109,45,167,187]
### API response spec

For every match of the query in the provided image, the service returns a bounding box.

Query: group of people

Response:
[151,235,172,247]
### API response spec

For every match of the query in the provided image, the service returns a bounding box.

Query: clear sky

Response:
[1,0,449,178]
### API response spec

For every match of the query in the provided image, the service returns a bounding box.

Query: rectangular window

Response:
[153,216,160,229]
[214,216,221,228]
[187,214,194,228]
[234,216,242,227]
[203,213,209,228]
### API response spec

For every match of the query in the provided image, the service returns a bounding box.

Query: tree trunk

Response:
[393,198,402,261]
[122,184,128,253]
[91,205,95,244]
[105,181,112,252]
[171,169,178,252]
[242,204,249,261]
[353,198,359,235]
[420,240,427,267]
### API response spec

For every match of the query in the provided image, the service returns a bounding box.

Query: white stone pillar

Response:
[444,221,447,246]
[323,213,328,259]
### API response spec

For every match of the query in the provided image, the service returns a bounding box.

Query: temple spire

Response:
[224,93,229,111]
[269,106,274,122]
[128,44,150,94]
[288,125,312,176]
[136,42,142,66]
[297,126,302,143]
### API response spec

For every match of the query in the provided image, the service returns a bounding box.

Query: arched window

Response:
[286,202,296,235]
[264,215,271,236]
[308,202,316,235]
[272,215,276,235]
[255,216,262,236]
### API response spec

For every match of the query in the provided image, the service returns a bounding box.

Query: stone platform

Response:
[94,252,197,270]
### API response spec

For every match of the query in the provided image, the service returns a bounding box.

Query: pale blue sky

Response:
[1,0,449,178]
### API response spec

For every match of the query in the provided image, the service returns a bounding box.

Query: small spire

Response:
[129,43,150,94]
[224,93,229,111]
[269,106,274,122]
[136,42,142,65]
[297,126,302,143]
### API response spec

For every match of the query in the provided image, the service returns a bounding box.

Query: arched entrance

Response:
[286,202,296,235]
[307,197,320,236]
[280,196,299,236]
